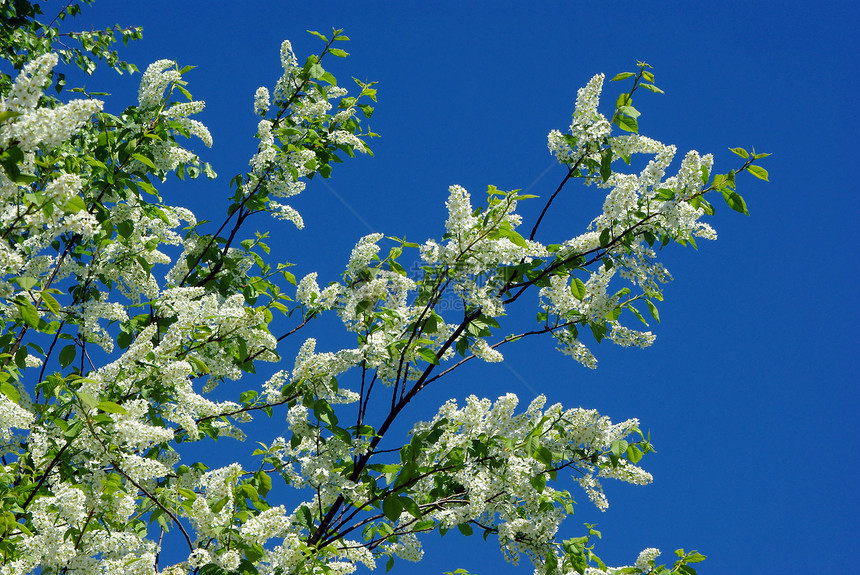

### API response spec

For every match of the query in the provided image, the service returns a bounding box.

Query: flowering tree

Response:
[0,3,769,575]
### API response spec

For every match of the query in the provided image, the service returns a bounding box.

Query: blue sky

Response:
[64,1,860,573]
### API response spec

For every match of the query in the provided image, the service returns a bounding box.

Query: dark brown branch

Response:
[307,306,483,547]
[529,157,584,241]
[114,465,194,551]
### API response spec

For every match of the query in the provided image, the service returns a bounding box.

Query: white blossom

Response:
[345,233,383,281]
[0,395,34,441]
[635,547,661,570]
[138,59,180,109]
[472,337,503,363]
[254,86,270,116]
[296,272,321,306]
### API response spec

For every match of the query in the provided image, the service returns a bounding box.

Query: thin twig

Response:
[114,465,195,551]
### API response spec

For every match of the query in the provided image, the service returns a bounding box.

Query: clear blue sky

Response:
[65,1,858,573]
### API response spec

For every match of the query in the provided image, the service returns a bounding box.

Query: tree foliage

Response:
[0,3,766,574]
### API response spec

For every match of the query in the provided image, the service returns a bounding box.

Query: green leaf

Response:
[416,347,439,365]
[309,63,325,79]
[398,496,422,519]
[599,228,611,247]
[496,226,528,248]
[64,197,86,213]
[563,536,588,555]
[210,495,229,513]
[177,488,198,501]
[63,419,84,440]
[131,153,156,170]
[747,165,769,181]
[590,322,606,343]
[59,344,77,368]
[545,551,558,575]
[600,147,612,183]
[321,71,337,85]
[640,83,665,94]
[10,171,37,185]
[77,391,98,410]
[610,72,635,82]
[188,356,210,374]
[722,190,749,215]
[729,147,749,159]
[533,446,554,467]
[330,425,352,444]
[570,277,586,300]
[529,474,547,493]
[329,48,349,58]
[16,300,39,328]
[618,105,640,119]
[0,381,20,403]
[313,399,338,426]
[297,505,313,528]
[655,188,675,201]
[307,30,328,42]
[646,299,660,323]
[413,520,436,534]
[610,439,628,457]
[14,347,26,369]
[382,494,402,522]
[256,471,272,495]
[524,434,541,456]
[15,277,37,291]
[96,400,127,414]
[117,219,134,239]
[41,291,60,315]
[457,522,473,536]
[615,114,638,133]
[626,444,643,464]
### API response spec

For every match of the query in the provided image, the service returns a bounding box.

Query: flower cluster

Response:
[397,394,649,569]
[291,337,360,400]
[129,60,213,179]
[0,54,104,152]
[547,73,609,165]
[242,39,373,231]
[254,86,270,116]
[0,54,105,288]
[137,59,181,109]
[422,185,547,318]
[0,393,34,442]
